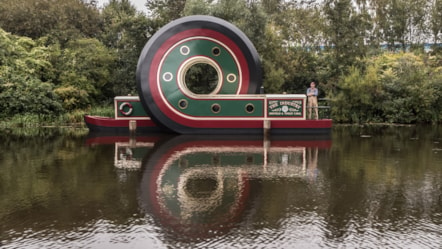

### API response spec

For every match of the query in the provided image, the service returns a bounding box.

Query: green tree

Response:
[0,77,63,118]
[0,29,63,117]
[146,0,187,28]
[371,0,428,51]
[183,0,214,15]
[430,0,442,44]
[261,0,284,16]
[278,3,324,48]
[100,0,152,95]
[211,0,248,21]
[274,2,326,94]
[0,0,102,46]
[52,38,116,110]
[323,0,370,75]
[331,65,382,123]
[379,53,440,123]
[260,23,286,93]
[332,53,442,123]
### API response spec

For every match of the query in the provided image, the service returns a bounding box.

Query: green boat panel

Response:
[171,98,264,117]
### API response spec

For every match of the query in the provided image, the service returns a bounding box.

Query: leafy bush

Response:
[0,29,63,118]
[53,38,116,103]
[0,76,63,118]
[54,86,90,111]
[331,65,382,123]
[332,52,442,123]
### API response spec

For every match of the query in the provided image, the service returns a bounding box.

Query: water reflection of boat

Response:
[85,132,164,170]
[138,134,331,239]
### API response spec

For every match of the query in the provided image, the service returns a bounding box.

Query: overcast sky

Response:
[96,0,147,13]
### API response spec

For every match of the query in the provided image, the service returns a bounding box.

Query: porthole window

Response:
[211,103,221,113]
[178,99,188,109]
[245,103,255,113]
[212,47,221,56]
[226,73,236,83]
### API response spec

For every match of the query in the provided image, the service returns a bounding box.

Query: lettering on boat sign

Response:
[267,99,304,117]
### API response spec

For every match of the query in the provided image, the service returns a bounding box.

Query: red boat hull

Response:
[84,115,161,133]
[84,114,332,134]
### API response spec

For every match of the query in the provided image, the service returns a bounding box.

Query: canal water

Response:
[0,125,440,248]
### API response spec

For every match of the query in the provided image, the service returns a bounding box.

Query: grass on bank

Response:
[0,105,113,128]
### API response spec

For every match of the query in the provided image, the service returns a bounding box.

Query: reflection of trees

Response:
[241,126,441,243]
[0,130,142,239]
[221,126,440,242]
[321,125,442,239]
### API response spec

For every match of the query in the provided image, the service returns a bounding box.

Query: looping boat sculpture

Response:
[85,15,332,135]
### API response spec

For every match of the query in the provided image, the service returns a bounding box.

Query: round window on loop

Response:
[245,103,255,113]
[211,103,221,113]
[185,63,219,94]
[178,99,188,109]
[212,47,221,56]
[226,73,236,83]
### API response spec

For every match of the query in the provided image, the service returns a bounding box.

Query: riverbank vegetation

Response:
[1,0,441,125]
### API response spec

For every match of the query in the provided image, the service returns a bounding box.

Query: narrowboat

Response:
[84,15,332,135]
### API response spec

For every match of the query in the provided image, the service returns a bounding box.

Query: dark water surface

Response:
[0,125,441,248]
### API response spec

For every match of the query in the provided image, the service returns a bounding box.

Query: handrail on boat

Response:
[306,98,331,119]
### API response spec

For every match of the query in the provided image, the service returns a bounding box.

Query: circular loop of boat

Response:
[136,15,262,134]
[119,102,133,116]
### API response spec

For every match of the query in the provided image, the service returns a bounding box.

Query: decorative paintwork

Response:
[85,15,332,135]
[114,96,149,119]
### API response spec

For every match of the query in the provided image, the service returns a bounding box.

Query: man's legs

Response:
[307,97,318,119]
[313,98,319,119]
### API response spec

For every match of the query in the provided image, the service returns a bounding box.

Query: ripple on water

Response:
[320,216,442,249]
[163,211,441,249]
[1,218,166,249]
[2,213,440,249]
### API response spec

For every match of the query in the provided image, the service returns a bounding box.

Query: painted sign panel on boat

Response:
[267,99,303,117]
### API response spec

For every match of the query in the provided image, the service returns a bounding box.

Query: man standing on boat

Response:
[306,81,319,119]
